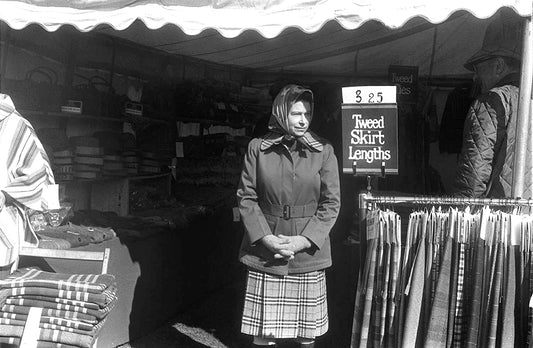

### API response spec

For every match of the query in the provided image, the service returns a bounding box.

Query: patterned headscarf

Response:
[260,84,323,152]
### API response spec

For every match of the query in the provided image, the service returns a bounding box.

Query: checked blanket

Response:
[0,337,79,348]
[1,304,98,326]
[0,317,105,336]
[1,285,117,307]
[0,268,115,293]
[0,324,95,348]
[5,295,116,320]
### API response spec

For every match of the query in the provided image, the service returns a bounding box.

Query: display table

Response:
[19,231,185,347]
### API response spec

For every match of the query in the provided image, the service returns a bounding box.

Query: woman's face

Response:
[287,100,312,137]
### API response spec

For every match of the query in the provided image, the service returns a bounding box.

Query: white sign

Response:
[342,86,397,104]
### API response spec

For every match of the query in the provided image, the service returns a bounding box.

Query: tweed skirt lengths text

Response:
[241,269,328,339]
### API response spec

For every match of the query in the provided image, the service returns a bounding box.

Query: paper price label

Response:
[342,86,397,104]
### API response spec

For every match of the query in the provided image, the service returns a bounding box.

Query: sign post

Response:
[341,86,399,177]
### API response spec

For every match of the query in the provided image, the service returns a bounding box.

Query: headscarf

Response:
[260,84,323,152]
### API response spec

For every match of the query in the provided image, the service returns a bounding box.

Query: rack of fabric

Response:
[351,192,533,348]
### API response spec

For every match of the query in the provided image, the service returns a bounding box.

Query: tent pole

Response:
[512,14,533,198]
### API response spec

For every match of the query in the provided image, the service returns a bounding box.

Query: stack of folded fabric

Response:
[0,268,117,348]
[37,223,117,250]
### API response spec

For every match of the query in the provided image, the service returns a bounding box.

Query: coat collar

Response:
[260,130,324,152]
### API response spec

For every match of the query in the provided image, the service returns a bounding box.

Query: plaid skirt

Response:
[241,269,328,339]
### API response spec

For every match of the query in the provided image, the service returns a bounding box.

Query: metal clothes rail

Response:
[359,192,533,210]
[355,192,533,267]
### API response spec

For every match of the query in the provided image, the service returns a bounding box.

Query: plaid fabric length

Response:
[0,316,103,336]
[4,285,117,307]
[241,269,328,339]
[1,304,98,325]
[0,337,78,348]
[5,296,115,320]
[0,324,95,348]
[0,268,115,293]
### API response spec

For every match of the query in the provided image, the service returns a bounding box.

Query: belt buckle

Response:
[282,205,291,220]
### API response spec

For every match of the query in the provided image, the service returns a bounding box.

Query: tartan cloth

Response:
[423,234,453,347]
[8,294,109,311]
[385,232,401,347]
[500,244,517,348]
[4,295,116,320]
[0,337,78,348]
[3,284,117,307]
[401,233,426,348]
[486,241,504,348]
[0,317,104,336]
[1,304,98,326]
[452,241,466,348]
[241,269,328,339]
[0,324,95,348]
[446,235,459,347]
[351,238,378,348]
[371,237,385,347]
[0,268,115,293]
[465,238,486,348]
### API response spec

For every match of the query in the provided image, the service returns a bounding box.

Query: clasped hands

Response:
[261,234,312,260]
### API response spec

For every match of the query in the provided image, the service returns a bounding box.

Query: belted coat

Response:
[237,136,341,276]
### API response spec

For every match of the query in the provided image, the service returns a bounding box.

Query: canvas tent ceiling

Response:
[0,1,531,80]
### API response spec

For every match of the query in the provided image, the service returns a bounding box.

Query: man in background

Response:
[452,10,523,198]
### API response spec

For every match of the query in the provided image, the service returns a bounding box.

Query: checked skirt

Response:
[241,269,328,339]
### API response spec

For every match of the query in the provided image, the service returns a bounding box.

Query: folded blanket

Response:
[1,304,98,325]
[0,317,104,336]
[3,285,117,307]
[0,337,79,348]
[37,236,72,250]
[38,224,116,244]
[36,227,92,247]
[0,324,95,348]
[6,294,109,311]
[5,296,116,320]
[1,268,116,293]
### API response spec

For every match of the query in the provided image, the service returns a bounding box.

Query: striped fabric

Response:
[1,304,98,325]
[452,242,466,347]
[0,311,98,332]
[0,324,94,348]
[1,267,116,293]
[241,269,328,339]
[424,235,453,347]
[0,93,56,266]
[4,285,117,307]
[5,296,115,319]
[0,337,78,348]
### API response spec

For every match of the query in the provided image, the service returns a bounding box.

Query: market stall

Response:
[0,1,531,347]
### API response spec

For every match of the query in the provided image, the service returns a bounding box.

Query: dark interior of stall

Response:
[0,16,480,347]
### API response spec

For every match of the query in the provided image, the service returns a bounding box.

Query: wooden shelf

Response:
[21,109,169,125]
[176,117,254,128]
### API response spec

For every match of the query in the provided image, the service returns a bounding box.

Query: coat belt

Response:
[260,202,317,220]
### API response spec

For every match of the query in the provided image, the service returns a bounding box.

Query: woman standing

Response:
[237,84,341,348]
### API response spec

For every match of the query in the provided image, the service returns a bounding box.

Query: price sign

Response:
[342,86,397,104]
[341,85,399,176]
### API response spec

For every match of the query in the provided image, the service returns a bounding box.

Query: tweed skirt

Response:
[241,269,328,339]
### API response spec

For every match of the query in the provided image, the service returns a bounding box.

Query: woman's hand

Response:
[261,235,295,260]
[278,235,312,254]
